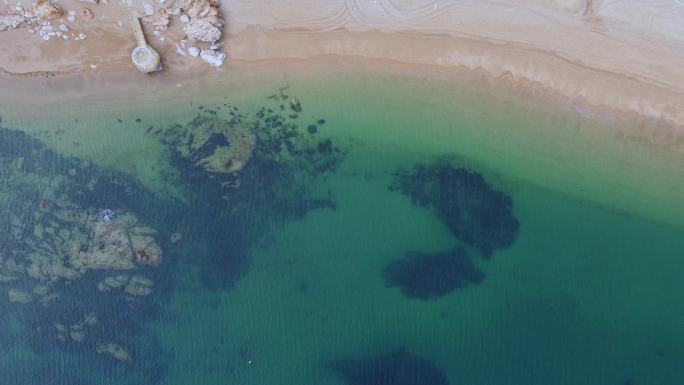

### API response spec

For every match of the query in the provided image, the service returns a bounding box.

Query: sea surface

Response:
[0,68,683,385]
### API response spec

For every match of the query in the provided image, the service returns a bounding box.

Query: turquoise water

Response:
[1,71,683,385]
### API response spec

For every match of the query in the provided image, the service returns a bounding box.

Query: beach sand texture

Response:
[1,0,683,128]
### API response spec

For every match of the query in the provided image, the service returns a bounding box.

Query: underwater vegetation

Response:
[0,127,174,385]
[383,248,484,299]
[328,349,450,385]
[383,159,519,300]
[390,160,519,258]
[0,90,345,384]
[148,91,345,290]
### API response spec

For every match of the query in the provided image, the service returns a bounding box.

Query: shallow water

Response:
[1,68,683,385]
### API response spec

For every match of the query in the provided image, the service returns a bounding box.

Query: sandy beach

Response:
[1,0,684,130]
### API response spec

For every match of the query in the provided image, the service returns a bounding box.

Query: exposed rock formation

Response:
[32,0,62,19]
[180,0,222,43]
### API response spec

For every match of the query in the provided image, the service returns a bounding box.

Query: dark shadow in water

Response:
[390,160,519,258]
[383,248,484,299]
[150,97,345,291]
[0,92,346,384]
[328,349,450,385]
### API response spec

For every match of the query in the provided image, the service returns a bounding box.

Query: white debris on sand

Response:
[199,48,225,67]
[187,46,199,57]
[175,42,186,56]
[143,2,154,16]
[1,0,92,45]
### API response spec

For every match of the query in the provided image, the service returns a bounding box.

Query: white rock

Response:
[67,15,75,22]
[59,23,68,32]
[199,49,225,67]
[117,20,123,27]
[188,46,199,57]
[78,33,86,39]
[179,14,189,23]
[90,64,98,69]
[175,43,186,56]
[68,10,76,15]
[143,3,154,16]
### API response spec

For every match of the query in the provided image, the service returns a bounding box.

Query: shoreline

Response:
[2,0,684,130]
[2,52,683,152]
[3,55,684,230]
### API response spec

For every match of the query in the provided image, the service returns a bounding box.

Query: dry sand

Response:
[1,0,683,128]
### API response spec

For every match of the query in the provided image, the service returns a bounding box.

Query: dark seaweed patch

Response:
[328,349,450,385]
[383,248,483,299]
[390,160,519,257]
[147,95,345,290]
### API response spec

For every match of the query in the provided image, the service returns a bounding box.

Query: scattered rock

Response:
[70,329,86,342]
[124,275,153,296]
[170,232,182,243]
[0,14,25,31]
[96,342,131,362]
[79,8,93,20]
[290,97,302,112]
[188,46,200,57]
[97,275,129,292]
[79,0,98,4]
[84,312,98,325]
[8,289,32,303]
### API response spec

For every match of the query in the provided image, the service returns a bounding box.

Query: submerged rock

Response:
[125,275,154,296]
[96,342,131,362]
[383,248,484,299]
[329,349,450,385]
[8,289,32,303]
[154,115,255,174]
[390,160,519,257]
